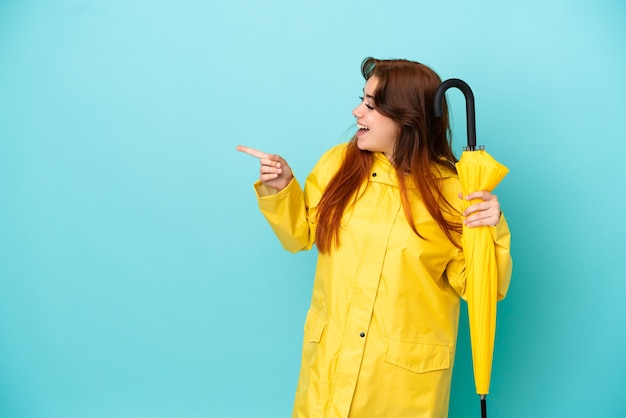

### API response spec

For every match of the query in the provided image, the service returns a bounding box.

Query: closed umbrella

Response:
[434,79,509,418]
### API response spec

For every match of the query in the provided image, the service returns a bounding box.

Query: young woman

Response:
[237,57,512,418]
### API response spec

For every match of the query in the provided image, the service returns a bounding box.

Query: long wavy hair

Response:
[315,57,462,253]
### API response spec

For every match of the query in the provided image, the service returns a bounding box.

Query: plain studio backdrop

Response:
[1,0,625,417]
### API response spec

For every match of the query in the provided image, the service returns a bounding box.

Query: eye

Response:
[358,96,375,110]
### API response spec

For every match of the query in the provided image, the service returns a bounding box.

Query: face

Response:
[352,76,399,161]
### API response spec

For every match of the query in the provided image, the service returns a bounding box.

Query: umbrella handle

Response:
[433,78,476,150]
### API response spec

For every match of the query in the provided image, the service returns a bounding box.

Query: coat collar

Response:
[369,152,456,187]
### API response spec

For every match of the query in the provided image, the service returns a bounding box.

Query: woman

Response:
[237,57,512,418]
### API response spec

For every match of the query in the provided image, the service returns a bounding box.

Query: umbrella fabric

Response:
[456,149,509,396]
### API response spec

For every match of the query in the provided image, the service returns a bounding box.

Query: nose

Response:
[352,103,363,119]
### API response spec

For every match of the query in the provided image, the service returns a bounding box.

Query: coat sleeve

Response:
[255,178,315,253]
[446,215,513,301]
[253,144,344,253]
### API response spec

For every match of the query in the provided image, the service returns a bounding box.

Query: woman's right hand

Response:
[236,145,294,191]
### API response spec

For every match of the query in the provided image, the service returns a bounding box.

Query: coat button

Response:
[372,173,377,177]
[360,332,365,338]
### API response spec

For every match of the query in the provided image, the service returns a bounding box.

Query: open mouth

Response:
[357,124,369,133]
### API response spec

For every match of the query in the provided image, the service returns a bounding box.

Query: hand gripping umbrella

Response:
[434,79,509,418]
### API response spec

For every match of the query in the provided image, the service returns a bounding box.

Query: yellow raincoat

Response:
[254,143,512,418]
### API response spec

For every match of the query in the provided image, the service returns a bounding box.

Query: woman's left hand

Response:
[459,191,501,227]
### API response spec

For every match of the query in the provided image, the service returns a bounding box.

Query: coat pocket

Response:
[303,309,326,343]
[385,337,451,374]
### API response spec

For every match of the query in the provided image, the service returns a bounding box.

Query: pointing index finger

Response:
[236,145,268,160]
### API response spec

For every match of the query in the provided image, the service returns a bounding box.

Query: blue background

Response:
[1,0,625,417]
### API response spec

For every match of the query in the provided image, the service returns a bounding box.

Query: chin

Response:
[356,138,370,152]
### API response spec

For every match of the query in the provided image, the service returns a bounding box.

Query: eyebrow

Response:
[362,89,375,100]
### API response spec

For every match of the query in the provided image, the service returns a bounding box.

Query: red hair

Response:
[315,57,462,253]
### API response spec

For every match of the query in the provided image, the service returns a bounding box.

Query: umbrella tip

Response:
[480,396,488,418]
